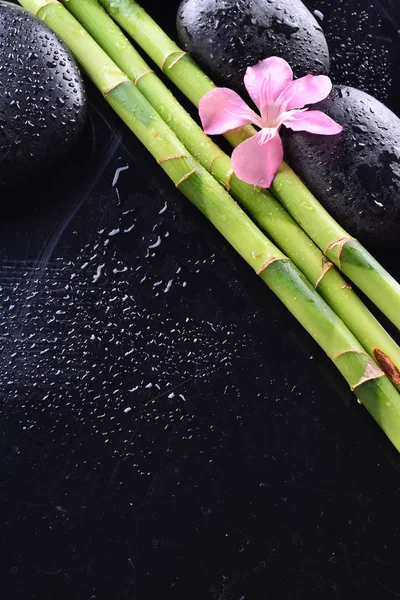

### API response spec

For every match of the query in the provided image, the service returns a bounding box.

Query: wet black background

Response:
[2,1,400,599]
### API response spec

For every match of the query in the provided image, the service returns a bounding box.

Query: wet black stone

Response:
[0,1,87,189]
[176,0,330,95]
[282,84,400,249]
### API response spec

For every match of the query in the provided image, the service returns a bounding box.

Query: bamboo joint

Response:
[324,237,356,269]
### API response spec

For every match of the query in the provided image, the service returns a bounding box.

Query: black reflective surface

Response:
[2,1,400,599]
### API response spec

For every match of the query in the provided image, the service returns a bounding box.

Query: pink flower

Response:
[199,57,342,188]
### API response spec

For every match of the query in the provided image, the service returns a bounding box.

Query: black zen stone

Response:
[176,0,330,95]
[0,1,87,188]
[282,85,400,249]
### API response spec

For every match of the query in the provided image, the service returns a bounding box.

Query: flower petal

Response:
[244,57,293,111]
[199,88,262,135]
[232,130,283,188]
[282,110,343,135]
[283,75,332,110]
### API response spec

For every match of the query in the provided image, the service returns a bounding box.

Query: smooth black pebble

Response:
[176,0,330,95]
[282,85,400,249]
[0,1,87,189]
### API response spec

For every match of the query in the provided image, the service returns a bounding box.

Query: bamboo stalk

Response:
[58,0,400,391]
[98,0,400,330]
[18,0,400,451]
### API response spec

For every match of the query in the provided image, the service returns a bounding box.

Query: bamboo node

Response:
[175,168,197,188]
[350,358,385,391]
[333,349,364,361]
[373,348,400,385]
[134,70,154,86]
[256,256,288,275]
[157,154,190,165]
[208,155,221,172]
[324,236,356,269]
[103,79,130,98]
[314,261,334,289]
[223,169,234,192]
[161,51,189,72]
[35,0,58,16]
[334,351,385,391]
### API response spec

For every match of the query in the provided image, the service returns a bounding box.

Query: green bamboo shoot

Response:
[18,0,400,451]
[98,0,400,331]
[58,0,400,391]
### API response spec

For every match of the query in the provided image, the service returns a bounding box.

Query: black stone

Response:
[0,1,87,189]
[176,0,330,95]
[282,85,400,249]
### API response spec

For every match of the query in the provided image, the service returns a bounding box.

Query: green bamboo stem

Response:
[98,0,400,331]
[59,0,400,391]
[18,0,400,451]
